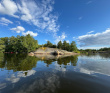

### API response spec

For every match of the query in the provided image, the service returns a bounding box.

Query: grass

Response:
[40,47,47,50]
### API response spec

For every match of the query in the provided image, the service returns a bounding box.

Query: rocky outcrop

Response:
[29,47,78,56]
[28,52,35,56]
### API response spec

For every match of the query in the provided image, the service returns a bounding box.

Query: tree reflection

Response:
[57,55,78,66]
[0,54,79,72]
[0,53,39,72]
[0,53,5,68]
[44,59,56,67]
[99,53,110,58]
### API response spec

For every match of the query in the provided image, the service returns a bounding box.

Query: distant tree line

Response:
[98,48,110,51]
[79,47,110,53]
[0,34,38,53]
[0,34,78,53]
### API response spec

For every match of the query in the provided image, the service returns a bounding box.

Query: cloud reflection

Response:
[6,70,36,83]
[78,56,110,76]
[15,72,60,93]
[0,83,6,90]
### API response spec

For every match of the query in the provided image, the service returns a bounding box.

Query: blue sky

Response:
[0,0,110,49]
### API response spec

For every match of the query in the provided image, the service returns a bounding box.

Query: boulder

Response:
[28,52,34,56]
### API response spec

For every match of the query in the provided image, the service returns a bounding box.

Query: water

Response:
[0,53,110,93]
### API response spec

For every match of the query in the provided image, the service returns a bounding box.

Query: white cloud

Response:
[86,1,92,4]
[61,32,67,40]
[87,31,94,34]
[17,0,59,34]
[0,0,59,33]
[0,0,18,17]
[16,21,21,25]
[66,40,70,43]
[10,26,25,33]
[78,16,83,20]
[77,28,110,47]
[0,17,13,26]
[73,37,76,40]
[0,0,59,39]
[45,39,48,42]
[54,32,67,44]
[22,31,38,37]
[78,46,104,50]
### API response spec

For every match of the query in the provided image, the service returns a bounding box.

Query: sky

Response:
[0,0,110,49]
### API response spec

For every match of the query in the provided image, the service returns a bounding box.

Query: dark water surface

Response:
[0,53,110,93]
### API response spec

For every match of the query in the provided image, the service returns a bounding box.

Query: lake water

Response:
[0,53,110,93]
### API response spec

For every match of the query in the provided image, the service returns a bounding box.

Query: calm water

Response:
[0,53,110,93]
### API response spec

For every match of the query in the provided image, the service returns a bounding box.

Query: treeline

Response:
[0,34,78,53]
[99,47,110,51]
[42,40,78,52]
[79,47,110,53]
[0,34,38,53]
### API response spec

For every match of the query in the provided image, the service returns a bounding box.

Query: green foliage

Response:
[0,39,5,52]
[23,34,38,52]
[57,40,78,52]
[62,40,67,50]
[39,40,78,52]
[70,41,77,52]
[74,50,80,53]
[56,40,78,52]
[0,34,38,53]
[1,34,78,53]
[99,47,110,51]
[44,41,53,48]
[57,41,62,49]
[52,44,57,48]
[0,53,39,72]
[0,54,78,71]
[57,55,78,66]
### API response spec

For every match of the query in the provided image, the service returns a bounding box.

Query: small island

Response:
[28,47,79,57]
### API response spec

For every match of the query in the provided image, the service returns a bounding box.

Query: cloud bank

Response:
[77,28,110,47]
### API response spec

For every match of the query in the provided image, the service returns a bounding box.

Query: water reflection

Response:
[15,72,60,93]
[0,53,110,93]
[0,53,39,72]
[0,53,78,72]
[6,70,36,83]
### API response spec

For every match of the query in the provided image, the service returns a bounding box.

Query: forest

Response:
[0,34,78,53]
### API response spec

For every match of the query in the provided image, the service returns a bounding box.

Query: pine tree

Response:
[57,41,62,49]
[62,40,67,50]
